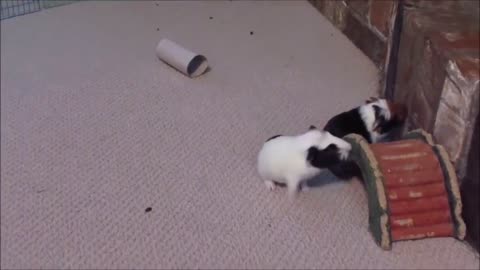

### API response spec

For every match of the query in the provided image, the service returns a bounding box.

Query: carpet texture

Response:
[1,1,478,269]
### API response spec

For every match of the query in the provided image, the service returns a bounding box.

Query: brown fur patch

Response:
[387,101,408,122]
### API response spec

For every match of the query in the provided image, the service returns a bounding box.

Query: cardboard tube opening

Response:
[187,55,208,77]
[156,38,209,78]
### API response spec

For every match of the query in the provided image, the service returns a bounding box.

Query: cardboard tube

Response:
[156,39,208,78]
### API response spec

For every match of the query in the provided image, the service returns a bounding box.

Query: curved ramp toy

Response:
[344,129,466,250]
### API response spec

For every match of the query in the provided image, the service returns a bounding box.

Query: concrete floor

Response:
[1,1,478,269]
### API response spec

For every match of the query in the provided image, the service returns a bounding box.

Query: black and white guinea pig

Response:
[257,125,352,197]
[324,97,408,144]
[323,97,408,180]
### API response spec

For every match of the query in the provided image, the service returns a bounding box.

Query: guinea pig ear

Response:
[309,125,317,130]
[366,97,379,104]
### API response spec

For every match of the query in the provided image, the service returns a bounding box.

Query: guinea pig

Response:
[323,97,408,180]
[257,125,352,198]
[324,97,408,143]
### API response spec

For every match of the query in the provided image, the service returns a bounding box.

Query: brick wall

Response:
[309,0,479,252]
[309,0,398,71]
[394,1,479,181]
[395,0,479,251]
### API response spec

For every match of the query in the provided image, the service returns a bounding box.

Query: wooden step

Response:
[390,210,452,228]
[389,196,450,215]
[387,182,447,201]
[391,223,454,241]
[383,168,444,188]
[370,140,431,156]
[378,155,440,174]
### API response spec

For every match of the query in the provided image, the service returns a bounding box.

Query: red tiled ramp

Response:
[373,139,455,242]
[345,129,466,250]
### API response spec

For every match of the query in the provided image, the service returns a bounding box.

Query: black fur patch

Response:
[307,144,341,169]
[376,114,403,135]
[309,125,317,130]
[323,107,372,143]
[266,135,282,142]
[328,161,363,181]
[372,105,382,119]
[323,104,404,182]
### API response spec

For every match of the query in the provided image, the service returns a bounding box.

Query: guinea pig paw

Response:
[264,180,276,191]
[339,148,350,160]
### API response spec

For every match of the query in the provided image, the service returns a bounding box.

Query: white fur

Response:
[257,129,351,198]
[359,99,391,143]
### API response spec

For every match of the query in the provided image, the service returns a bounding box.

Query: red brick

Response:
[430,31,479,55]
[369,0,395,36]
[428,31,479,81]
[454,56,480,81]
[346,0,370,18]
[342,5,388,68]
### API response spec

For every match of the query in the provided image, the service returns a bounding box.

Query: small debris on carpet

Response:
[209,16,213,20]
[250,31,254,35]
[156,28,159,31]
[145,207,152,213]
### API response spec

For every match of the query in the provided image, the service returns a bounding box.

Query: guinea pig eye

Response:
[373,105,382,119]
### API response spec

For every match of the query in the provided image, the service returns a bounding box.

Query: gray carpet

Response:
[1,1,478,269]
